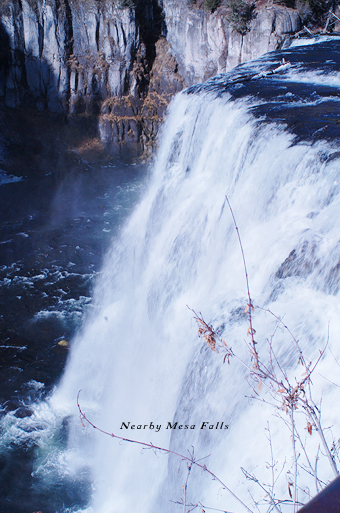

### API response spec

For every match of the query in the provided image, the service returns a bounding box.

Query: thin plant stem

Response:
[315,445,321,494]
[304,382,338,477]
[241,468,281,513]
[183,462,193,513]
[77,391,254,513]
[225,195,258,368]
[290,406,298,513]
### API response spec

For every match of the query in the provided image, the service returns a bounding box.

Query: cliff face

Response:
[163,0,300,84]
[0,0,149,113]
[0,0,301,161]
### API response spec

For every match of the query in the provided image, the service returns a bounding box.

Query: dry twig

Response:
[77,391,254,513]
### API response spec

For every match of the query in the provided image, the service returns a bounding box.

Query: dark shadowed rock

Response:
[0,0,328,158]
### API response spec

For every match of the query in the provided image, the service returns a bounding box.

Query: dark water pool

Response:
[0,161,147,512]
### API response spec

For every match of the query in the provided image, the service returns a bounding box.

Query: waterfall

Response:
[47,40,340,513]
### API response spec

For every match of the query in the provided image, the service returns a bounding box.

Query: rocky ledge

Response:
[0,0,338,164]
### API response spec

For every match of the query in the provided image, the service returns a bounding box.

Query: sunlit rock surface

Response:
[0,0,303,159]
[163,0,300,84]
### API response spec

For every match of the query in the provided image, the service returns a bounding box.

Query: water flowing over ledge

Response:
[2,38,340,513]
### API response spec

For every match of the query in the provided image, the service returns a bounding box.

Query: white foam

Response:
[289,35,340,47]
[281,68,340,88]
[0,169,22,186]
[45,89,340,513]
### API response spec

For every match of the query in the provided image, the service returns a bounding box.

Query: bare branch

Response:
[315,445,321,494]
[319,374,340,388]
[265,422,276,499]
[225,195,258,369]
[329,348,340,369]
[241,467,281,513]
[77,391,255,513]
[289,407,298,513]
[183,459,193,513]
[257,307,305,366]
[302,382,338,477]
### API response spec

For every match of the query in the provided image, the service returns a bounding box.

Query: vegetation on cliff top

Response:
[189,0,338,34]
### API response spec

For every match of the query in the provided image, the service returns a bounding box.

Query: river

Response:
[1,35,340,513]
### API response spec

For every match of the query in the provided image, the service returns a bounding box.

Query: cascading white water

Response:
[49,79,340,512]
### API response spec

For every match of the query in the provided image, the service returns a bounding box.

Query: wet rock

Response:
[276,240,320,279]
[57,339,69,348]
[14,406,33,418]
[3,399,19,412]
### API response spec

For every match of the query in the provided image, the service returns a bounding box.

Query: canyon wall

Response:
[163,0,300,84]
[0,0,301,159]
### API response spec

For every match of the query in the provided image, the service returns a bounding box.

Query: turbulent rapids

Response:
[3,36,340,512]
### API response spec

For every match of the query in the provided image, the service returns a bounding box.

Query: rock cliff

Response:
[0,0,151,112]
[0,0,310,161]
[163,0,300,84]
